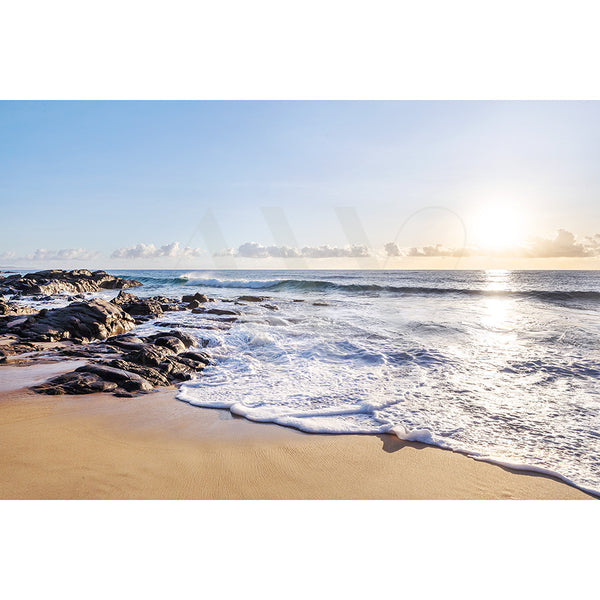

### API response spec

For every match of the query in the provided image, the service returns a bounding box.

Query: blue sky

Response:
[1,101,600,269]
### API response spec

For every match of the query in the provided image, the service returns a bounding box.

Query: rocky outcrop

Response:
[0,269,141,296]
[0,296,37,316]
[111,290,164,321]
[5,299,135,343]
[182,292,209,305]
[32,328,211,396]
[1,271,219,396]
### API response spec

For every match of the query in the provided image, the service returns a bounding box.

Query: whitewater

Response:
[38,269,600,494]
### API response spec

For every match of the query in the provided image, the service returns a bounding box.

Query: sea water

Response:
[20,269,600,494]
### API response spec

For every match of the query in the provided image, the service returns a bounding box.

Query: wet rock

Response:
[0,341,40,362]
[0,269,141,296]
[107,359,171,387]
[145,330,196,349]
[76,364,154,392]
[204,308,240,316]
[0,298,37,316]
[180,350,211,365]
[238,295,266,302]
[182,293,209,304]
[111,291,164,318]
[13,299,135,343]
[124,344,174,368]
[158,355,199,381]
[312,302,330,306]
[32,371,119,395]
[261,304,278,311]
[151,335,187,354]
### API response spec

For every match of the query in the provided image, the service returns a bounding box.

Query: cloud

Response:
[521,229,594,258]
[26,248,102,261]
[217,242,371,259]
[111,241,205,260]
[385,242,481,258]
[384,242,401,257]
[384,230,600,259]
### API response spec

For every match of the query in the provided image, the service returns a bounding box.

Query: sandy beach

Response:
[0,364,594,500]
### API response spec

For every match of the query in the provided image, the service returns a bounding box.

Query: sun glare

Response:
[471,205,525,250]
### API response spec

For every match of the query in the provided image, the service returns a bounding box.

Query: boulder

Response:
[31,371,119,395]
[111,291,163,318]
[182,292,209,304]
[14,299,135,343]
[75,364,154,392]
[0,269,141,296]
[204,308,240,316]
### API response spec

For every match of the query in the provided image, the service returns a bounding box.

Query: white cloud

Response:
[217,242,371,259]
[520,229,594,258]
[385,242,481,258]
[111,241,205,260]
[27,248,102,261]
[384,230,600,259]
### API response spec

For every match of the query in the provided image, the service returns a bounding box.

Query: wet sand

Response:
[0,363,594,499]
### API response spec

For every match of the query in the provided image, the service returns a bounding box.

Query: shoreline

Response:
[0,367,595,499]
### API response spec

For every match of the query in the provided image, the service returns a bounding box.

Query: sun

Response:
[471,204,526,250]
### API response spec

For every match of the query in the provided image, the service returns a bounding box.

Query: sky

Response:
[1,100,600,270]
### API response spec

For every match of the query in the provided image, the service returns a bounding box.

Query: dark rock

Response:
[151,335,187,354]
[182,293,209,304]
[111,291,163,318]
[32,371,119,395]
[261,303,278,311]
[13,299,135,343]
[0,298,37,316]
[238,295,266,302]
[180,351,211,365]
[158,355,198,381]
[108,359,171,387]
[312,302,330,306]
[0,269,141,296]
[76,364,154,392]
[204,308,240,316]
[146,329,196,349]
[124,345,174,368]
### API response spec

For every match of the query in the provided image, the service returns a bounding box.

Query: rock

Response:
[111,291,164,318]
[107,359,171,387]
[13,299,135,343]
[32,371,119,395]
[124,345,174,368]
[0,298,37,316]
[158,355,198,381]
[182,293,209,304]
[75,364,154,392]
[238,295,266,302]
[312,302,330,306]
[151,335,187,354]
[204,308,240,316]
[261,303,278,311]
[146,330,196,349]
[0,342,39,362]
[0,269,141,296]
[180,350,211,365]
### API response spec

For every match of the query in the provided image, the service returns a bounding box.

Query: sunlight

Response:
[471,205,525,251]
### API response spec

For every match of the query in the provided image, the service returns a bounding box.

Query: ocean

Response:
[26,269,600,495]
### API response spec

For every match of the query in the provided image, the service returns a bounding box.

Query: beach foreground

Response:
[0,383,593,499]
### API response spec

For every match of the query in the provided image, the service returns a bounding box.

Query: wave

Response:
[126,274,600,303]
